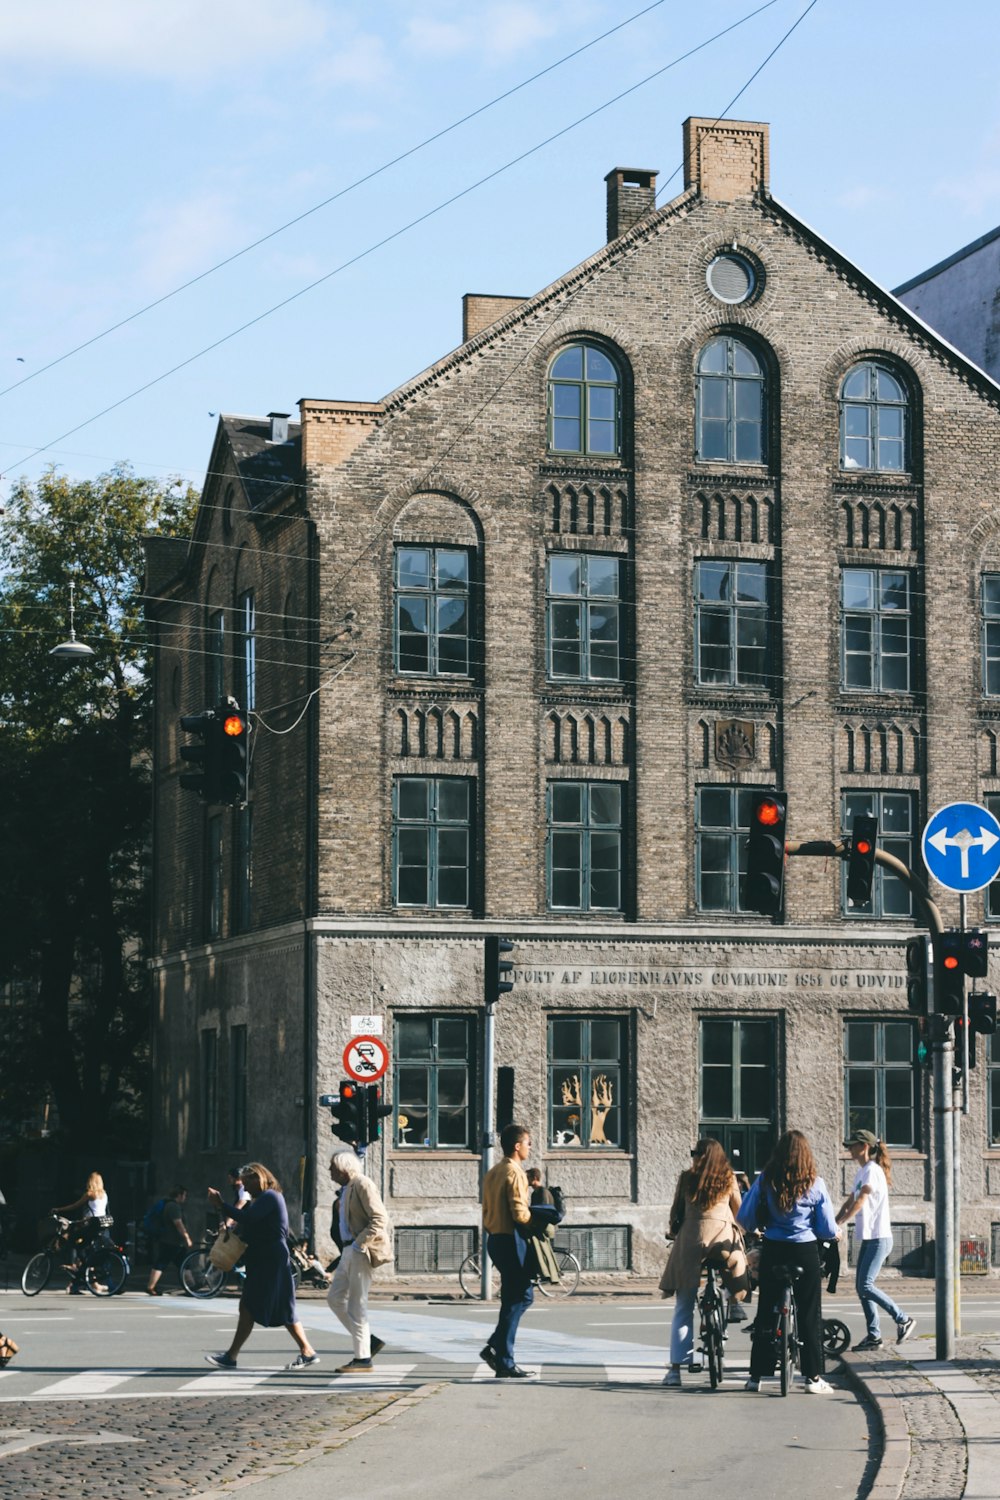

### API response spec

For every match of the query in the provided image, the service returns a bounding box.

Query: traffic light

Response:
[217,703,250,805]
[179,709,221,800]
[906,935,931,1016]
[321,1081,364,1144]
[937,929,964,1016]
[846,815,879,908]
[485,935,515,1007]
[970,992,998,1036]
[954,1015,977,1069]
[363,1083,393,1143]
[745,790,788,916]
[962,929,989,979]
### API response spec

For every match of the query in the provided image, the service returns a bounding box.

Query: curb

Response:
[840,1352,910,1500]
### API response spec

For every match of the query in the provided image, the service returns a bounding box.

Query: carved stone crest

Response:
[715,719,756,770]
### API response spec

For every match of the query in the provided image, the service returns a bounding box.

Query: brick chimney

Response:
[682,117,769,201]
[462,293,528,343]
[605,168,658,242]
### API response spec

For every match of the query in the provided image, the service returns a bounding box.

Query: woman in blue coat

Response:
[737,1130,839,1394]
[204,1162,319,1371]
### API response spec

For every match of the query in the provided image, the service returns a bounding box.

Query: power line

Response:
[0,1,671,404]
[7,0,786,479]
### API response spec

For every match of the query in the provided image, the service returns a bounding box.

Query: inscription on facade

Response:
[514,967,905,992]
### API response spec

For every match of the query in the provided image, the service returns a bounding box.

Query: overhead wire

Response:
[0,0,672,403]
[6,0,789,479]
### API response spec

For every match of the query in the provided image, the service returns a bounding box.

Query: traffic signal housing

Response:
[936,929,964,1016]
[321,1081,365,1145]
[906,935,931,1016]
[485,935,515,1007]
[970,992,998,1036]
[363,1083,393,1143]
[954,1015,977,1069]
[745,790,788,916]
[846,815,879,908]
[962,929,989,979]
[178,709,221,801]
[218,704,250,806]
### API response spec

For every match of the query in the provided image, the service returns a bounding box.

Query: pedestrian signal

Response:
[962,929,989,979]
[906,936,931,1016]
[970,992,998,1036]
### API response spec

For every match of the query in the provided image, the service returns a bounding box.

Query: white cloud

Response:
[0,0,332,83]
[132,191,246,294]
[403,2,556,61]
[311,32,392,88]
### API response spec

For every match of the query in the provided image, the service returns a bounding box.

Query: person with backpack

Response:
[525,1168,561,1288]
[146,1187,193,1295]
[835,1129,916,1351]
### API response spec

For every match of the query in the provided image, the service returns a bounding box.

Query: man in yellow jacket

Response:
[481,1123,536,1379]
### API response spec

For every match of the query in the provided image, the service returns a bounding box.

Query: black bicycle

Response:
[22,1215,127,1297]
[773,1266,802,1396]
[698,1261,728,1390]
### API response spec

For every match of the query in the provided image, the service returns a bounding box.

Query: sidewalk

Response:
[846,1334,1000,1500]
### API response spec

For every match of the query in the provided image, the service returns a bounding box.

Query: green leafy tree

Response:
[0,464,197,1150]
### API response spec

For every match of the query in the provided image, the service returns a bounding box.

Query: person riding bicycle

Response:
[51,1173,109,1292]
[660,1138,749,1389]
[737,1130,839,1394]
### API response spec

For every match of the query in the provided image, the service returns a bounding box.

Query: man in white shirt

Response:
[836,1128,915,1352]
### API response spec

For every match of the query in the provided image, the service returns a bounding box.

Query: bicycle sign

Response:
[343,1035,389,1083]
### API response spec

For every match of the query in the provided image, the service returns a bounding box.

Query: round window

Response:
[706,253,756,304]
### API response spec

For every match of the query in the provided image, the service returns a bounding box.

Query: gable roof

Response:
[220,415,302,509]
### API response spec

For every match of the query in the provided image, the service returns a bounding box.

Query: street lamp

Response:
[49,579,95,660]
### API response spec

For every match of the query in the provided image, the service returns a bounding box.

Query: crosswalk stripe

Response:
[34,1369,149,1397]
[604,1365,666,1384]
[179,1369,277,1393]
[324,1362,416,1387]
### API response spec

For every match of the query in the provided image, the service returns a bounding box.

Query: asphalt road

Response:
[0,1284,937,1499]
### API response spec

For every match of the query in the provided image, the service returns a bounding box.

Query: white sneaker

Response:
[662,1368,681,1388]
[802,1376,833,1394]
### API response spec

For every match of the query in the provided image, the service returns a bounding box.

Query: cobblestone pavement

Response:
[0,1390,418,1499]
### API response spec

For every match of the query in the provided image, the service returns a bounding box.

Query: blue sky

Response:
[2,0,999,503]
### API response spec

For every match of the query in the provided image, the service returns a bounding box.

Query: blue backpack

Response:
[142,1198,166,1240]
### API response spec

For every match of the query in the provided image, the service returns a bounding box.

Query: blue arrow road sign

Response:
[921,802,1000,893]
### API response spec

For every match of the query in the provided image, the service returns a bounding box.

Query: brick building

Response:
[146,117,1000,1279]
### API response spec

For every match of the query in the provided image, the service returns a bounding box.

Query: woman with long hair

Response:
[204,1163,319,1371]
[52,1173,109,1292]
[660,1137,747,1388]
[836,1128,915,1351]
[737,1130,838,1394]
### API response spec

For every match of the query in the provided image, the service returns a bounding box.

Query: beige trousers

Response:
[327,1245,374,1359]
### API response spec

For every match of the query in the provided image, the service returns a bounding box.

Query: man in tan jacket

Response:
[327,1151,392,1374]
[481,1123,536,1379]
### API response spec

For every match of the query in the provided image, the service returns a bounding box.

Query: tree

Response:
[0,464,198,1151]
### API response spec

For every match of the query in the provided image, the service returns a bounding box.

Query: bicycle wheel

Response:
[823,1317,850,1356]
[22,1251,53,1296]
[86,1249,127,1296]
[181,1250,224,1299]
[778,1300,792,1397]
[706,1302,725,1389]
[458,1254,500,1298]
[537,1250,581,1300]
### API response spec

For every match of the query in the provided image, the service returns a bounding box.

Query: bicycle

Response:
[773,1265,802,1397]
[697,1261,729,1391]
[181,1229,303,1299]
[22,1215,127,1297]
[459,1247,581,1300]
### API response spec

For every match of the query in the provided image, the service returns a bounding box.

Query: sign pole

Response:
[480,1000,496,1301]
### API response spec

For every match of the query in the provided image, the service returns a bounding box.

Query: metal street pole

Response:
[480,1000,496,1301]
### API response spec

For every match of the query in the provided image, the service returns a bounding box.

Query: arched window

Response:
[840,361,908,472]
[696,337,765,463]
[548,344,621,456]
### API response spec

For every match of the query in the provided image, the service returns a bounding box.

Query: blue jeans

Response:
[487,1233,534,1371]
[669,1286,697,1366]
[855,1236,905,1339]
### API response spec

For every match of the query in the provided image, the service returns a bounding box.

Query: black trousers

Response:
[750,1238,824,1380]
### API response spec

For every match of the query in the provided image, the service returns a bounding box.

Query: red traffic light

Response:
[223,714,245,737]
[755,799,782,827]
[855,839,872,855]
[943,954,960,971]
